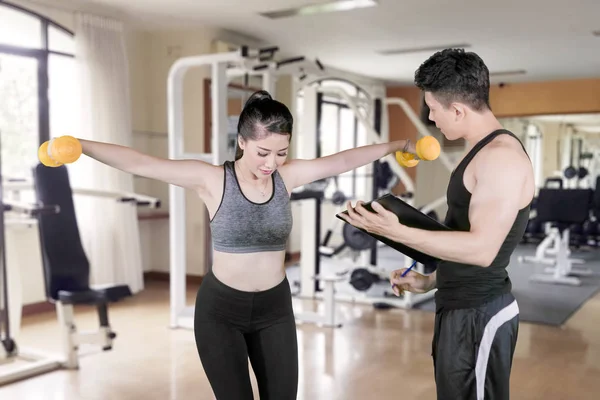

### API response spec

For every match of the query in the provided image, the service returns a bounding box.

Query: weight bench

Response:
[33,164,132,369]
[519,188,594,286]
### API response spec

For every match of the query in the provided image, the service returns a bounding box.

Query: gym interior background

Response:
[1,0,600,399]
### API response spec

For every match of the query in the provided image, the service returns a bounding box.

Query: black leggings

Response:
[194,270,298,400]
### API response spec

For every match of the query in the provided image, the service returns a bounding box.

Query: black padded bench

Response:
[519,188,594,286]
[33,163,132,368]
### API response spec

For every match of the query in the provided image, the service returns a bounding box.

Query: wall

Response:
[490,78,600,117]
[385,86,420,191]
[534,121,562,180]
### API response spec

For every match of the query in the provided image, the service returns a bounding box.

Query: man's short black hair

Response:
[414,48,491,111]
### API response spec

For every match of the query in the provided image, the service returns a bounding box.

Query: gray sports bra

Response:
[210,160,293,253]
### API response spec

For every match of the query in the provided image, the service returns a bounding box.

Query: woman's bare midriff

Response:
[210,250,288,292]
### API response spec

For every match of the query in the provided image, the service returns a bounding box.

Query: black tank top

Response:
[434,129,531,312]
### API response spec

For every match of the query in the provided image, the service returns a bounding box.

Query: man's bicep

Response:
[468,153,526,261]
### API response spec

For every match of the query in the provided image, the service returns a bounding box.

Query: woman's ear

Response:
[238,136,245,150]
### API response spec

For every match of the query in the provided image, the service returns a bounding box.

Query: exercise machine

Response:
[3,177,160,208]
[165,44,455,328]
[522,127,600,247]
[553,125,600,190]
[0,189,62,385]
[293,82,455,316]
[167,45,332,330]
[318,162,397,259]
[0,163,159,385]
[519,187,594,286]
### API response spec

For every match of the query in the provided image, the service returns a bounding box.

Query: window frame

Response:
[0,0,74,146]
[313,79,368,199]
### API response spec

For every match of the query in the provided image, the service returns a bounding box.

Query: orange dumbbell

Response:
[38,135,82,167]
[396,136,441,168]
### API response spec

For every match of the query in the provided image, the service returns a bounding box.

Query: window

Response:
[48,53,77,140]
[0,2,74,179]
[314,79,371,199]
[0,4,42,49]
[0,53,39,178]
[295,78,375,199]
[48,25,75,54]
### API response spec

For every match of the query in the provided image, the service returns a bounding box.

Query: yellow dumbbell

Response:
[38,141,63,167]
[396,152,420,167]
[416,135,441,161]
[38,135,82,167]
[396,136,441,168]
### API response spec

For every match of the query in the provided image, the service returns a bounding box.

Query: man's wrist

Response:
[391,223,410,244]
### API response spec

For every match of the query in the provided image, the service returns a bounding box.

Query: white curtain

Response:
[70,12,144,294]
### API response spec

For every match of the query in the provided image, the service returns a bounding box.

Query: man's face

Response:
[424,92,462,141]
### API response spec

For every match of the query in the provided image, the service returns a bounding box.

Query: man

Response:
[339,48,535,400]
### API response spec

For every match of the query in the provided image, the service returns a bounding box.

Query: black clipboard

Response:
[336,193,451,265]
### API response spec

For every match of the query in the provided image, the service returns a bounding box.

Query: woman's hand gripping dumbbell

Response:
[395,136,441,167]
[38,135,82,167]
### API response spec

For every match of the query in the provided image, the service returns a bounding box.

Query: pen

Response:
[401,260,417,277]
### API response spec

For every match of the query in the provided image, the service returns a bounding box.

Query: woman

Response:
[77,90,416,399]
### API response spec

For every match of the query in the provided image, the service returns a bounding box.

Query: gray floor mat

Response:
[288,244,600,326]
[413,245,600,326]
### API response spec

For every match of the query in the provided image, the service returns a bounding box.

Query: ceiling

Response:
[28,0,600,85]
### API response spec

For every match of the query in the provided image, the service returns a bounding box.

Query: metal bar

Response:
[0,117,9,342]
[167,49,243,328]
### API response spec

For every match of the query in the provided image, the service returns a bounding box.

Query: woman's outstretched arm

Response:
[80,139,217,191]
[280,140,411,190]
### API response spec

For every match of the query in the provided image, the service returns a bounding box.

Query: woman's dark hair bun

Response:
[244,90,272,107]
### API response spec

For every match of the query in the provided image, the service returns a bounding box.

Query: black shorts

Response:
[432,292,519,400]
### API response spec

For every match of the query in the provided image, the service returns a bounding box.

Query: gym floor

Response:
[1,278,599,399]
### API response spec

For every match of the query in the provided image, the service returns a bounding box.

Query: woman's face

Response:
[239,133,291,178]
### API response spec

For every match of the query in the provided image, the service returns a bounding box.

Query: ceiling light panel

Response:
[489,69,527,77]
[378,44,471,55]
[260,0,378,19]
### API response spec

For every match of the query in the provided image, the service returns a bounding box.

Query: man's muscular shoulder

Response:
[475,133,530,171]
[463,133,531,194]
[473,134,534,207]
